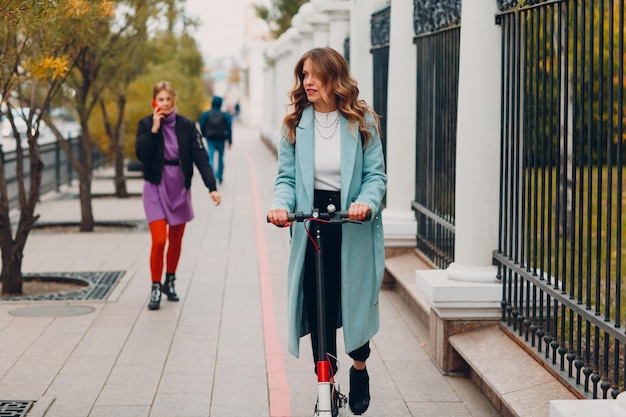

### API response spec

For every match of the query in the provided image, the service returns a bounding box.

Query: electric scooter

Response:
[273,205,370,417]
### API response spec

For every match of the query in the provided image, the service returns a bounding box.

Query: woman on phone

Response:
[266,47,387,415]
[136,81,221,310]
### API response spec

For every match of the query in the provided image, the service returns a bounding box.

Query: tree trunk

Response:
[113,132,128,198]
[99,97,128,198]
[0,136,43,294]
[79,173,94,232]
[1,246,24,295]
[79,128,95,232]
[0,161,23,294]
[112,99,128,198]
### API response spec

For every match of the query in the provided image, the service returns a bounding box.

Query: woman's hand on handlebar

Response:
[267,208,292,227]
[348,202,372,221]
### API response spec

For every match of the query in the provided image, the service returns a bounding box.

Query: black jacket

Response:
[135,114,217,192]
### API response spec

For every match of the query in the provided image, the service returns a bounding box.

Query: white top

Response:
[314,110,341,191]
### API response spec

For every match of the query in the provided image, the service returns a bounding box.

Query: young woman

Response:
[136,81,221,310]
[266,47,387,415]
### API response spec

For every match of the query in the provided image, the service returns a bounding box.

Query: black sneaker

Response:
[349,366,370,415]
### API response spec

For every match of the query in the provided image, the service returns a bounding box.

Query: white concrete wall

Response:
[240,40,267,128]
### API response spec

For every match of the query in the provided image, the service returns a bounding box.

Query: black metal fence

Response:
[371,5,390,169]
[2,137,106,211]
[411,25,460,269]
[494,0,625,399]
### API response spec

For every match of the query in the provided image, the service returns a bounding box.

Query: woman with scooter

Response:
[267,47,387,415]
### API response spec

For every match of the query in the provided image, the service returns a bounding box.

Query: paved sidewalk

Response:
[0,122,500,417]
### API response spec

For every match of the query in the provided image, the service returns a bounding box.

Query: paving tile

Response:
[96,382,157,407]
[407,401,473,417]
[157,372,214,394]
[210,403,271,417]
[447,376,502,417]
[0,384,48,399]
[150,393,211,417]
[44,373,106,397]
[89,405,150,417]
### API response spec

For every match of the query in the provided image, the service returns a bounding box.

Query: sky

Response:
[184,0,257,61]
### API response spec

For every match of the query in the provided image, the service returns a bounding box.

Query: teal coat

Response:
[271,105,387,358]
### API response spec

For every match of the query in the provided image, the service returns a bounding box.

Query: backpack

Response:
[204,110,226,140]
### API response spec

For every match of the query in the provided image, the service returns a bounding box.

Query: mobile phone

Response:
[152,99,159,111]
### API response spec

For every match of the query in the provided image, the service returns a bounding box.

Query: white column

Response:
[327,10,350,52]
[240,40,266,128]
[382,0,417,248]
[283,27,302,60]
[349,0,374,103]
[292,7,315,55]
[307,8,330,47]
[311,0,350,51]
[415,0,502,321]
[261,46,277,144]
[448,0,502,283]
[273,36,295,147]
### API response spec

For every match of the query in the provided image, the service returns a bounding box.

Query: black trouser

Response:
[304,190,370,375]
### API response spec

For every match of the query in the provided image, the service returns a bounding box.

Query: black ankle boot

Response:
[349,366,370,415]
[162,273,179,301]
[148,282,161,310]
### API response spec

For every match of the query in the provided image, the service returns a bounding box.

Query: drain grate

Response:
[0,401,32,417]
[0,271,125,301]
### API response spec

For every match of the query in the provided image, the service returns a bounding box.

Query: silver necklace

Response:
[315,112,339,128]
[315,116,339,140]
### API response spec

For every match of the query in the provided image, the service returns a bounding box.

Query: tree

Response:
[254,0,307,38]
[0,1,108,294]
[45,0,164,230]
[93,0,155,199]
[47,0,206,225]
[122,31,207,155]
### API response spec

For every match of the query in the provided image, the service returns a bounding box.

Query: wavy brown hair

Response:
[282,47,380,147]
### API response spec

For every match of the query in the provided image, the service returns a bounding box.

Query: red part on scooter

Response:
[317,360,331,383]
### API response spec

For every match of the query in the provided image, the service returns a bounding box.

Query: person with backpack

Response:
[199,96,232,184]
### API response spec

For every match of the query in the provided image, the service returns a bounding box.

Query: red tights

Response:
[148,219,186,283]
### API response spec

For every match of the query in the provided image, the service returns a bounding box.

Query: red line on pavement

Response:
[240,143,292,417]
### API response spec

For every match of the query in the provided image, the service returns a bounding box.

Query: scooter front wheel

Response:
[333,382,349,416]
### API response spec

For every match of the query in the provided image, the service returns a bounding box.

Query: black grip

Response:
[333,210,372,221]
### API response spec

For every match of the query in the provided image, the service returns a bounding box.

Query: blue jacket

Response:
[271,105,387,357]
[198,96,232,144]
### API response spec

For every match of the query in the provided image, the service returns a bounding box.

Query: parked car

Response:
[1,108,34,138]
[0,108,54,151]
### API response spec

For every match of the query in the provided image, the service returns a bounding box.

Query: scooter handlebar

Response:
[267,209,371,223]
